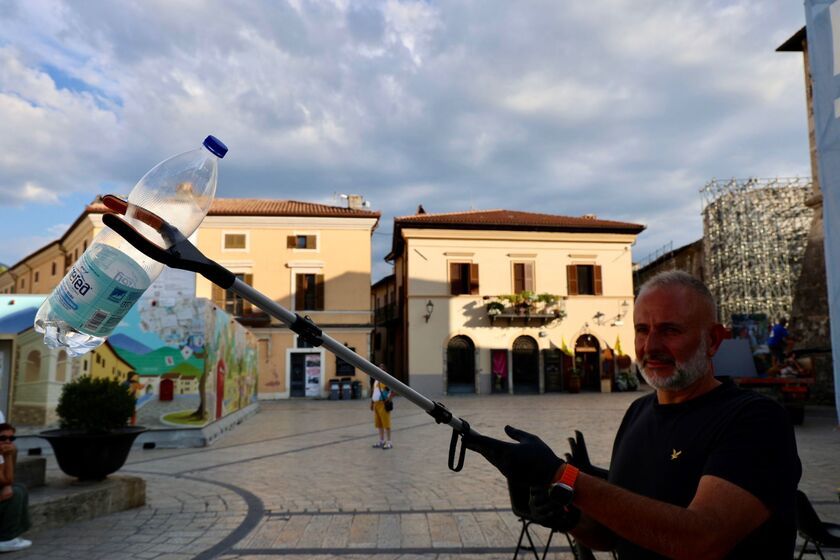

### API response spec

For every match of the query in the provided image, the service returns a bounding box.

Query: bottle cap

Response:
[203,135,228,158]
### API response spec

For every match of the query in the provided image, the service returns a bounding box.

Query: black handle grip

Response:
[103,213,177,268]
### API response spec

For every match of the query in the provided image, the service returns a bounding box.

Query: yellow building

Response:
[88,340,134,382]
[384,209,645,396]
[0,196,380,400]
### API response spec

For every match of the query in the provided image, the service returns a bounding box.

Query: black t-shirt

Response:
[608,378,801,559]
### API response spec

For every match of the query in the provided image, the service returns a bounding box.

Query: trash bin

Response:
[341,378,352,400]
[329,378,340,400]
[351,380,361,399]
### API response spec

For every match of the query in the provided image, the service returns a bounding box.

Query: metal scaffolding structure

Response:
[701,177,813,325]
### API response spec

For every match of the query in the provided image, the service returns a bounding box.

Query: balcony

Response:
[485,292,566,327]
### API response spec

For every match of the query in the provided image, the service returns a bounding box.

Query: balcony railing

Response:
[485,294,566,327]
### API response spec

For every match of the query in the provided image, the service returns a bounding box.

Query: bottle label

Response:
[49,245,151,337]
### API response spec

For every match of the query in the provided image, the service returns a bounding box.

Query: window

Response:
[19,279,25,290]
[295,273,324,310]
[34,271,39,283]
[24,351,41,382]
[212,273,253,315]
[287,235,317,250]
[449,262,479,295]
[513,262,534,293]
[224,233,248,250]
[51,262,57,276]
[567,264,602,296]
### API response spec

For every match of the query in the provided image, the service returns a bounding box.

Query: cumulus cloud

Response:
[0,0,810,275]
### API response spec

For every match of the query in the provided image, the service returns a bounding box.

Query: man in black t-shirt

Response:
[464,271,801,559]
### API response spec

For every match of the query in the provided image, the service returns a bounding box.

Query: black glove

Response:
[528,486,581,532]
[462,425,564,486]
[568,430,609,480]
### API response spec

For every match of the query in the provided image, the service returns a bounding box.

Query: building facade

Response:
[0,196,380,401]
[384,209,644,397]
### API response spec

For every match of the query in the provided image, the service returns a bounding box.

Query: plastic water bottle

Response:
[35,135,228,356]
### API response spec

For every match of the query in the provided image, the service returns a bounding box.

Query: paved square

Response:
[17,391,840,559]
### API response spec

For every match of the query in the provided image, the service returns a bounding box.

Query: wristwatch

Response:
[549,464,580,507]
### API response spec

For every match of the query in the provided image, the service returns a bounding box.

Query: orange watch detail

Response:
[554,464,580,489]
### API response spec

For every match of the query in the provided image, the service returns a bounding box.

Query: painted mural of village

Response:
[0,268,258,432]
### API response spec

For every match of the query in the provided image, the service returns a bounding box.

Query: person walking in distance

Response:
[370,366,394,450]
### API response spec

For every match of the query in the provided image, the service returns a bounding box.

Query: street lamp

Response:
[424,300,434,323]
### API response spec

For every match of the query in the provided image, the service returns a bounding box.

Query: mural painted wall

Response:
[1,291,258,430]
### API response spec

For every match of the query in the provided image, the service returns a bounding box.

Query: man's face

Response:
[634,285,721,391]
[0,429,15,452]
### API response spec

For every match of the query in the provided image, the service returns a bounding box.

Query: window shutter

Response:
[315,274,325,310]
[242,274,254,314]
[567,265,578,295]
[524,263,534,292]
[306,235,316,249]
[449,263,461,295]
[469,263,480,294]
[295,275,306,309]
[514,263,524,293]
[287,236,296,248]
[594,265,603,295]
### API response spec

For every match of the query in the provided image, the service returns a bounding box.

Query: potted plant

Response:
[486,301,505,317]
[40,376,146,481]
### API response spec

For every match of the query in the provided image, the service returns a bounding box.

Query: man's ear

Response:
[706,323,728,357]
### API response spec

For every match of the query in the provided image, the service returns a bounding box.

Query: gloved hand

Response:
[528,486,581,532]
[462,425,564,486]
[568,430,609,480]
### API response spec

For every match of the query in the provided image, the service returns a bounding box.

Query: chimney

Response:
[345,194,364,210]
[417,204,426,214]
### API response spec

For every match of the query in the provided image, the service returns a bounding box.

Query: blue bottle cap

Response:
[203,135,228,158]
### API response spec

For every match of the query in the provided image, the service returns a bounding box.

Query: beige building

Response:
[384,209,645,397]
[0,197,380,400]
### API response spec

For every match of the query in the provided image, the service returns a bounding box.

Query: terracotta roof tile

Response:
[395,209,644,232]
[87,197,380,219]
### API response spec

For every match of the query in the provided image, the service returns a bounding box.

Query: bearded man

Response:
[464,271,801,559]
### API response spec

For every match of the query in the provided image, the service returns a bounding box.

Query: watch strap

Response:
[554,464,580,489]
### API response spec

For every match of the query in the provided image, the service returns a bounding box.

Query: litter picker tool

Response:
[100,194,477,471]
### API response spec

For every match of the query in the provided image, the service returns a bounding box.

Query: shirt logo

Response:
[670,449,683,460]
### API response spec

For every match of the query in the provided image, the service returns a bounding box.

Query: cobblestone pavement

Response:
[18,390,840,559]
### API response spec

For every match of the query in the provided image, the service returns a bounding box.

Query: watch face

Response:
[549,483,574,507]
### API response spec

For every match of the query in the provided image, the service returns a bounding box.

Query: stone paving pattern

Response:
[17,390,840,559]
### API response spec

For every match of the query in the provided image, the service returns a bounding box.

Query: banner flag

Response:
[804,0,840,422]
[560,337,574,357]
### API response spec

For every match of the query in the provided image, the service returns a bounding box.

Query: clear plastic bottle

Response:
[35,135,228,356]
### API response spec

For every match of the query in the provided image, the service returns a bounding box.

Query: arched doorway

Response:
[574,334,601,390]
[512,336,539,394]
[446,336,475,394]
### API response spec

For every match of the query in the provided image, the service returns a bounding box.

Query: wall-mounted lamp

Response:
[423,300,434,323]
[593,311,605,325]
[611,300,630,326]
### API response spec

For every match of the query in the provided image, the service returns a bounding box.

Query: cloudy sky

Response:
[0,0,811,281]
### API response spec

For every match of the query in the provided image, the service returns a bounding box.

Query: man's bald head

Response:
[637,271,717,325]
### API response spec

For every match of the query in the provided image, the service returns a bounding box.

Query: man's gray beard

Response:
[640,337,710,391]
